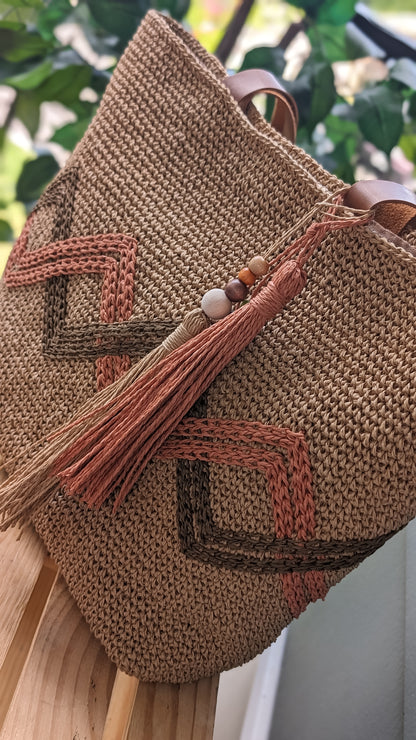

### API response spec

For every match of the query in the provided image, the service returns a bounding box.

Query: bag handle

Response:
[344,180,416,236]
[224,69,298,143]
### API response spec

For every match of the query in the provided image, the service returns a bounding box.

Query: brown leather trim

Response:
[369,222,416,259]
[224,69,298,142]
[345,180,416,236]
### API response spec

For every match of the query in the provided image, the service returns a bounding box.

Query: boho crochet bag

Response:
[0,10,416,683]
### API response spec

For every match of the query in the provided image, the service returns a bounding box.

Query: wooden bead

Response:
[248,255,268,277]
[201,288,232,320]
[238,267,256,286]
[224,278,249,303]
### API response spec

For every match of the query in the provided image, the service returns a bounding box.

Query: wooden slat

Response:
[103,671,139,740]
[0,461,57,727]
[0,574,116,739]
[0,526,47,668]
[0,461,48,668]
[0,463,219,739]
[0,557,58,730]
[127,674,219,740]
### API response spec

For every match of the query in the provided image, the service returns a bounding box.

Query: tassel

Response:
[53,259,306,511]
[0,204,373,527]
[0,309,209,529]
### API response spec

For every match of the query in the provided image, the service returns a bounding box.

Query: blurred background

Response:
[0,0,415,269]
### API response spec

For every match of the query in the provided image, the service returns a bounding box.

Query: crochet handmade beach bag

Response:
[0,10,415,683]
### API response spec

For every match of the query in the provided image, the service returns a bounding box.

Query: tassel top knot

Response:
[250,260,307,322]
[162,309,210,353]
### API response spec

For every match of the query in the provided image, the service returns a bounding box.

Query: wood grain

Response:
[0,574,116,739]
[0,462,220,739]
[0,526,47,668]
[103,670,139,740]
[128,674,219,740]
[0,462,48,669]
[0,556,58,731]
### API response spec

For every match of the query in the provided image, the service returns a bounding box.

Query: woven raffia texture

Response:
[0,11,415,682]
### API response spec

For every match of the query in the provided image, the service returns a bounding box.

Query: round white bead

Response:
[201,288,232,320]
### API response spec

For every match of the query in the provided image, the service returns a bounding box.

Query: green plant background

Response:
[0,0,415,273]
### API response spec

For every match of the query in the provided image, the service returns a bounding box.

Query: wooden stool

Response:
[0,503,219,739]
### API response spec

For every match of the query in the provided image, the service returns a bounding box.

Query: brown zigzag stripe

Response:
[40,167,79,361]
[6,169,180,386]
[38,168,179,360]
[44,318,180,359]
[11,167,178,362]
[165,414,398,573]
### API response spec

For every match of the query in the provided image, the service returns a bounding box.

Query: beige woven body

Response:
[0,11,415,682]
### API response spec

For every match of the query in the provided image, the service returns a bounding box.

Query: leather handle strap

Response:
[224,69,298,143]
[344,180,416,235]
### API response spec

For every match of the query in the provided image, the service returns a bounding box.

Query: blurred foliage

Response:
[239,0,416,183]
[0,0,415,253]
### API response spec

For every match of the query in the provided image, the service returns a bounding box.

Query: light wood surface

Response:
[128,674,219,740]
[0,574,116,739]
[103,670,139,740]
[0,527,46,667]
[0,467,219,738]
[0,554,58,731]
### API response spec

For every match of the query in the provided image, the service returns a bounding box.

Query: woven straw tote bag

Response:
[1,10,416,683]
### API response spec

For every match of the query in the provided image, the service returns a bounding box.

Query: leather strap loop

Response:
[344,180,416,235]
[224,69,298,143]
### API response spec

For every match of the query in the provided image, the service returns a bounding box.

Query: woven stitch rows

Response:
[0,11,415,681]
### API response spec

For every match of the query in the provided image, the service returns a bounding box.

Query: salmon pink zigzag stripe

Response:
[160,417,328,602]
[280,437,327,616]
[4,214,138,389]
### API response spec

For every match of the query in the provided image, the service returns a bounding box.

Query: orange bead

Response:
[238,267,256,286]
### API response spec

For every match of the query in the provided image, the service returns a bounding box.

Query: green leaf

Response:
[240,45,286,78]
[307,24,344,62]
[90,68,111,94]
[0,21,26,31]
[37,0,73,40]
[67,99,96,118]
[0,25,54,62]
[152,0,190,21]
[35,64,92,105]
[284,75,312,126]
[86,0,151,47]
[332,144,355,182]
[4,59,53,89]
[0,3,41,26]
[409,92,416,119]
[286,0,325,17]
[354,85,404,154]
[287,0,355,22]
[12,63,92,135]
[0,58,23,83]
[0,219,13,242]
[389,59,416,90]
[6,0,44,7]
[16,154,59,203]
[0,132,34,207]
[308,23,361,63]
[285,56,336,134]
[309,62,335,131]
[51,117,92,149]
[14,91,40,136]
[316,0,356,25]
[325,111,360,143]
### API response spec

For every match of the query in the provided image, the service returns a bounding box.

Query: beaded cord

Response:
[200,190,368,321]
